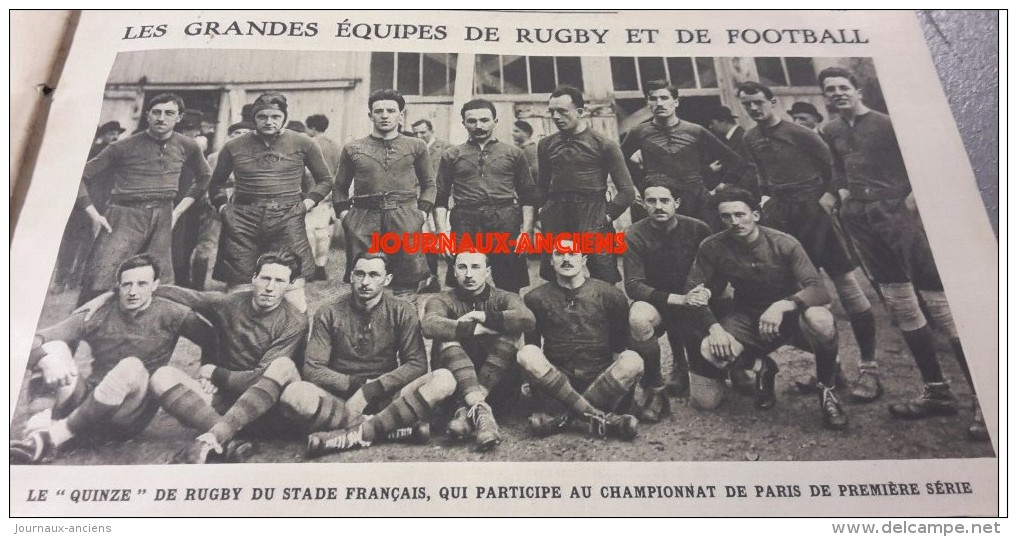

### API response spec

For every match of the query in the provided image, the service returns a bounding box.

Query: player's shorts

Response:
[50,374,160,441]
[762,195,856,276]
[720,306,814,356]
[214,194,316,285]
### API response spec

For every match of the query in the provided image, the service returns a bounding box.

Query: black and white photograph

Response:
[9,10,999,519]
[10,48,995,466]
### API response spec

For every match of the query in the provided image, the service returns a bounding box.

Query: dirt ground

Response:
[12,250,996,465]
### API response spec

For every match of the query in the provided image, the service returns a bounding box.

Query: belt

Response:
[454,198,517,210]
[234,193,302,207]
[349,192,417,210]
[110,197,172,209]
[548,191,606,202]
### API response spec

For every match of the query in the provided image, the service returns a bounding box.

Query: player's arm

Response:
[823,130,850,200]
[603,139,636,221]
[209,318,308,393]
[432,150,453,234]
[177,310,218,366]
[618,128,647,194]
[30,312,90,385]
[209,144,235,214]
[303,137,334,209]
[535,138,553,209]
[512,148,538,234]
[785,238,830,308]
[704,128,746,181]
[622,241,669,310]
[154,285,223,312]
[359,306,429,408]
[332,145,355,217]
[414,141,436,215]
[78,143,119,231]
[173,140,213,224]
[421,296,478,340]
[488,292,536,335]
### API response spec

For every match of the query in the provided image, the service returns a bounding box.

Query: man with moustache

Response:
[279,253,455,457]
[736,80,881,402]
[208,92,333,312]
[11,255,213,464]
[684,188,847,430]
[422,251,536,451]
[536,85,635,284]
[819,67,982,439]
[76,94,212,305]
[137,252,308,463]
[624,185,713,417]
[621,80,745,231]
[517,239,643,440]
[434,99,537,294]
[334,89,436,295]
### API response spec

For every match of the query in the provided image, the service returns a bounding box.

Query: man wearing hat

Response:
[92,121,126,157]
[788,102,824,133]
[76,93,212,305]
[208,92,333,312]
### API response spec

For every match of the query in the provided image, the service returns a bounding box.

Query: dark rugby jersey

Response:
[78,131,211,209]
[154,286,308,392]
[623,215,713,311]
[33,297,210,383]
[823,110,912,200]
[524,278,629,380]
[435,138,537,208]
[537,128,636,220]
[334,134,436,213]
[305,292,427,403]
[687,226,830,327]
[743,120,835,198]
[621,120,744,191]
[422,285,536,341]
[209,130,333,210]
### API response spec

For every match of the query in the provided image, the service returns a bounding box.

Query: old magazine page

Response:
[9,10,1000,517]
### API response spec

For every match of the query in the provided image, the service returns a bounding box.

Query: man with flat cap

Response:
[788,102,825,133]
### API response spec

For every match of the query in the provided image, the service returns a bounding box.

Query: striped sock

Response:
[364,389,431,443]
[210,377,283,445]
[441,346,483,401]
[65,395,118,436]
[629,336,662,387]
[530,368,597,416]
[478,338,516,392]
[159,384,221,431]
[583,370,631,412]
[308,394,348,432]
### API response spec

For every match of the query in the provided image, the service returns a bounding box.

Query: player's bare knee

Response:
[94,357,149,403]
[517,345,551,377]
[613,351,645,384]
[802,307,836,339]
[628,302,658,341]
[149,366,189,396]
[264,357,300,385]
[425,368,457,400]
[279,381,319,417]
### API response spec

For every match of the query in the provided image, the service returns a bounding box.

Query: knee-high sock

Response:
[477,338,516,393]
[583,371,632,413]
[441,346,483,402]
[209,377,283,445]
[159,384,222,432]
[813,334,840,387]
[849,310,877,363]
[629,337,662,387]
[902,326,945,384]
[64,395,118,436]
[307,394,347,433]
[363,389,433,443]
[528,368,597,416]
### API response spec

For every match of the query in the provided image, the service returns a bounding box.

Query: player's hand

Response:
[838,189,851,204]
[708,160,723,173]
[338,210,350,221]
[904,192,918,214]
[685,284,712,307]
[218,203,229,217]
[706,326,739,364]
[759,300,794,341]
[819,192,838,215]
[171,209,182,229]
[473,324,498,336]
[458,310,487,324]
[760,195,771,208]
[38,351,78,388]
[92,214,113,234]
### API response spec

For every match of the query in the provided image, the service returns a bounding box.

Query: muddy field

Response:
[12,252,995,465]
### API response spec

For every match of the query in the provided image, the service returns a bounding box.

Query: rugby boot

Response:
[386,422,431,445]
[446,406,474,440]
[819,384,848,430]
[306,424,371,459]
[172,433,224,464]
[888,382,958,419]
[585,412,639,441]
[754,356,779,410]
[222,440,255,463]
[850,363,883,403]
[9,430,55,464]
[968,406,989,442]
[527,413,569,438]
[636,385,670,423]
[663,370,690,398]
[469,401,501,452]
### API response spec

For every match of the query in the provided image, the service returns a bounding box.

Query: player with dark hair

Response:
[518,239,643,440]
[512,120,539,181]
[208,92,333,312]
[137,251,309,463]
[422,251,536,451]
[537,85,636,283]
[685,187,848,430]
[282,252,455,457]
[625,184,713,418]
[334,89,436,295]
[11,255,213,463]
[434,98,537,293]
[621,79,745,231]
[76,93,212,305]
[736,80,882,402]
[410,117,455,291]
[818,67,983,439]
